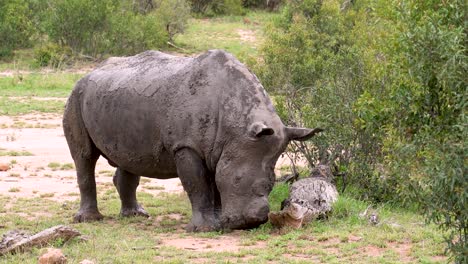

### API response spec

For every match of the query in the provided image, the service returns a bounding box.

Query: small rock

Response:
[38,248,67,264]
[79,260,95,264]
[0,163,10,172]
[368,213,379,225]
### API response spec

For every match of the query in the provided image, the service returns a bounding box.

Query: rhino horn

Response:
[286,127,323,141]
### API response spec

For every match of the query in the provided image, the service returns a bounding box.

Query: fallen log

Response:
[0,225,81,256]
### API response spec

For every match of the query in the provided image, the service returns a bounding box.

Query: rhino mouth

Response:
[221,213,268,230]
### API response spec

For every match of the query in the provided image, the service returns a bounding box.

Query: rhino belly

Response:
[80,91,178,179]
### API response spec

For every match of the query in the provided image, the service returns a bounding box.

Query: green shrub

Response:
[33,42,72,68]
[0,0,34,58]
[43,0,189,57]
[189,0,245,15]
[155,0,191,41]
[105,10,167,56]
[44,0,114,57]
[211,0,246,15]
[258,0,384,195]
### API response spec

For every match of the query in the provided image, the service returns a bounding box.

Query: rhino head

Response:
[215,120,322,230]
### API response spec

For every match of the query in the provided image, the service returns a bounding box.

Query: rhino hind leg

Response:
[175,148,220,232]
[63,92,103,223]
[113,168,149,217]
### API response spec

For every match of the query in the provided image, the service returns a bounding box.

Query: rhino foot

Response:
[120,205,149,218]
[73,210,104,223]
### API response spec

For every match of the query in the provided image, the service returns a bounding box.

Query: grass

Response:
[8,187,20,192]
[0,148,33,156]
[0,96,65,116]
[0,49,37,71]
[0,72,81,98]
[47,162,75,171]
[0,185,447,263]
[174,11,276,61]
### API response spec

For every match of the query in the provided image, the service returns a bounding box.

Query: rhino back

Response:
[75,51,219,176]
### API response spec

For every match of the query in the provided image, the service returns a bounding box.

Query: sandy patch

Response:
[237,29,257,43]
[162,232,266,252]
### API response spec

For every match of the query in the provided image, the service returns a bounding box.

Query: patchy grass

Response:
[0,148,34,156]
[46,162,74,171]
[0,49,37,71]
[8,187,20,192]
[0,97,65,115]
[0,72,81,97]
[47,162,61,169]
[0,184,447,263]
[8,173,21,178]
[39,193,55,198]
[174,11,276,61]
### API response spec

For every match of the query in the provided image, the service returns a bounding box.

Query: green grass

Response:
[0,184,447,263]
[0,49,37,71]
[0,72,81,97]
[0,148,33,156]
[8,187,20,192]
[0,96,65,115]
[46,162,74,171]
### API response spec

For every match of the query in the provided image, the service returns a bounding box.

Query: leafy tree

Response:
[260,1,466,260]
[0,0,34,58]
[155,0,191,41]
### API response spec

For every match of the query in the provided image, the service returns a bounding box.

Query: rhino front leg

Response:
[175,148,220,232]
[113,168,149,217]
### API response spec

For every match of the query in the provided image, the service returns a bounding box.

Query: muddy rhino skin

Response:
[63,50,321,231]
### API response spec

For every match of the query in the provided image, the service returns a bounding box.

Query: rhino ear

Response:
[286,127,323,141]
[249,122,275,138]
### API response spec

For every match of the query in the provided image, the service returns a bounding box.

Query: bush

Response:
[44,0,114,57]
[155,0,191,41]
[211,0,246,15]
[189,0,245,15]
[33,42,72,68]
[258,0,382,194]
[41,0,190,58]
[0,0,34,58]
[104,10,168,56]
[260,0,466,261]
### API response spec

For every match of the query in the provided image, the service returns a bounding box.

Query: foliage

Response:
[374,1,466,261]
[155,0,191,41]
[0,0,34,58]
[33,42,72,68]
[42,0,190,58]
[104,10,167,56]
[258,0,384,194]
[211,0,246,15]
[260,0,466,260]
[189,0,246,15]
[44,0,114,57]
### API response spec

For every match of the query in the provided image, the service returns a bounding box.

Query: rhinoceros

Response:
[63,50,321,231]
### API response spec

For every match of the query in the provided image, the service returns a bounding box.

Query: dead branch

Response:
[0,225,81,256]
